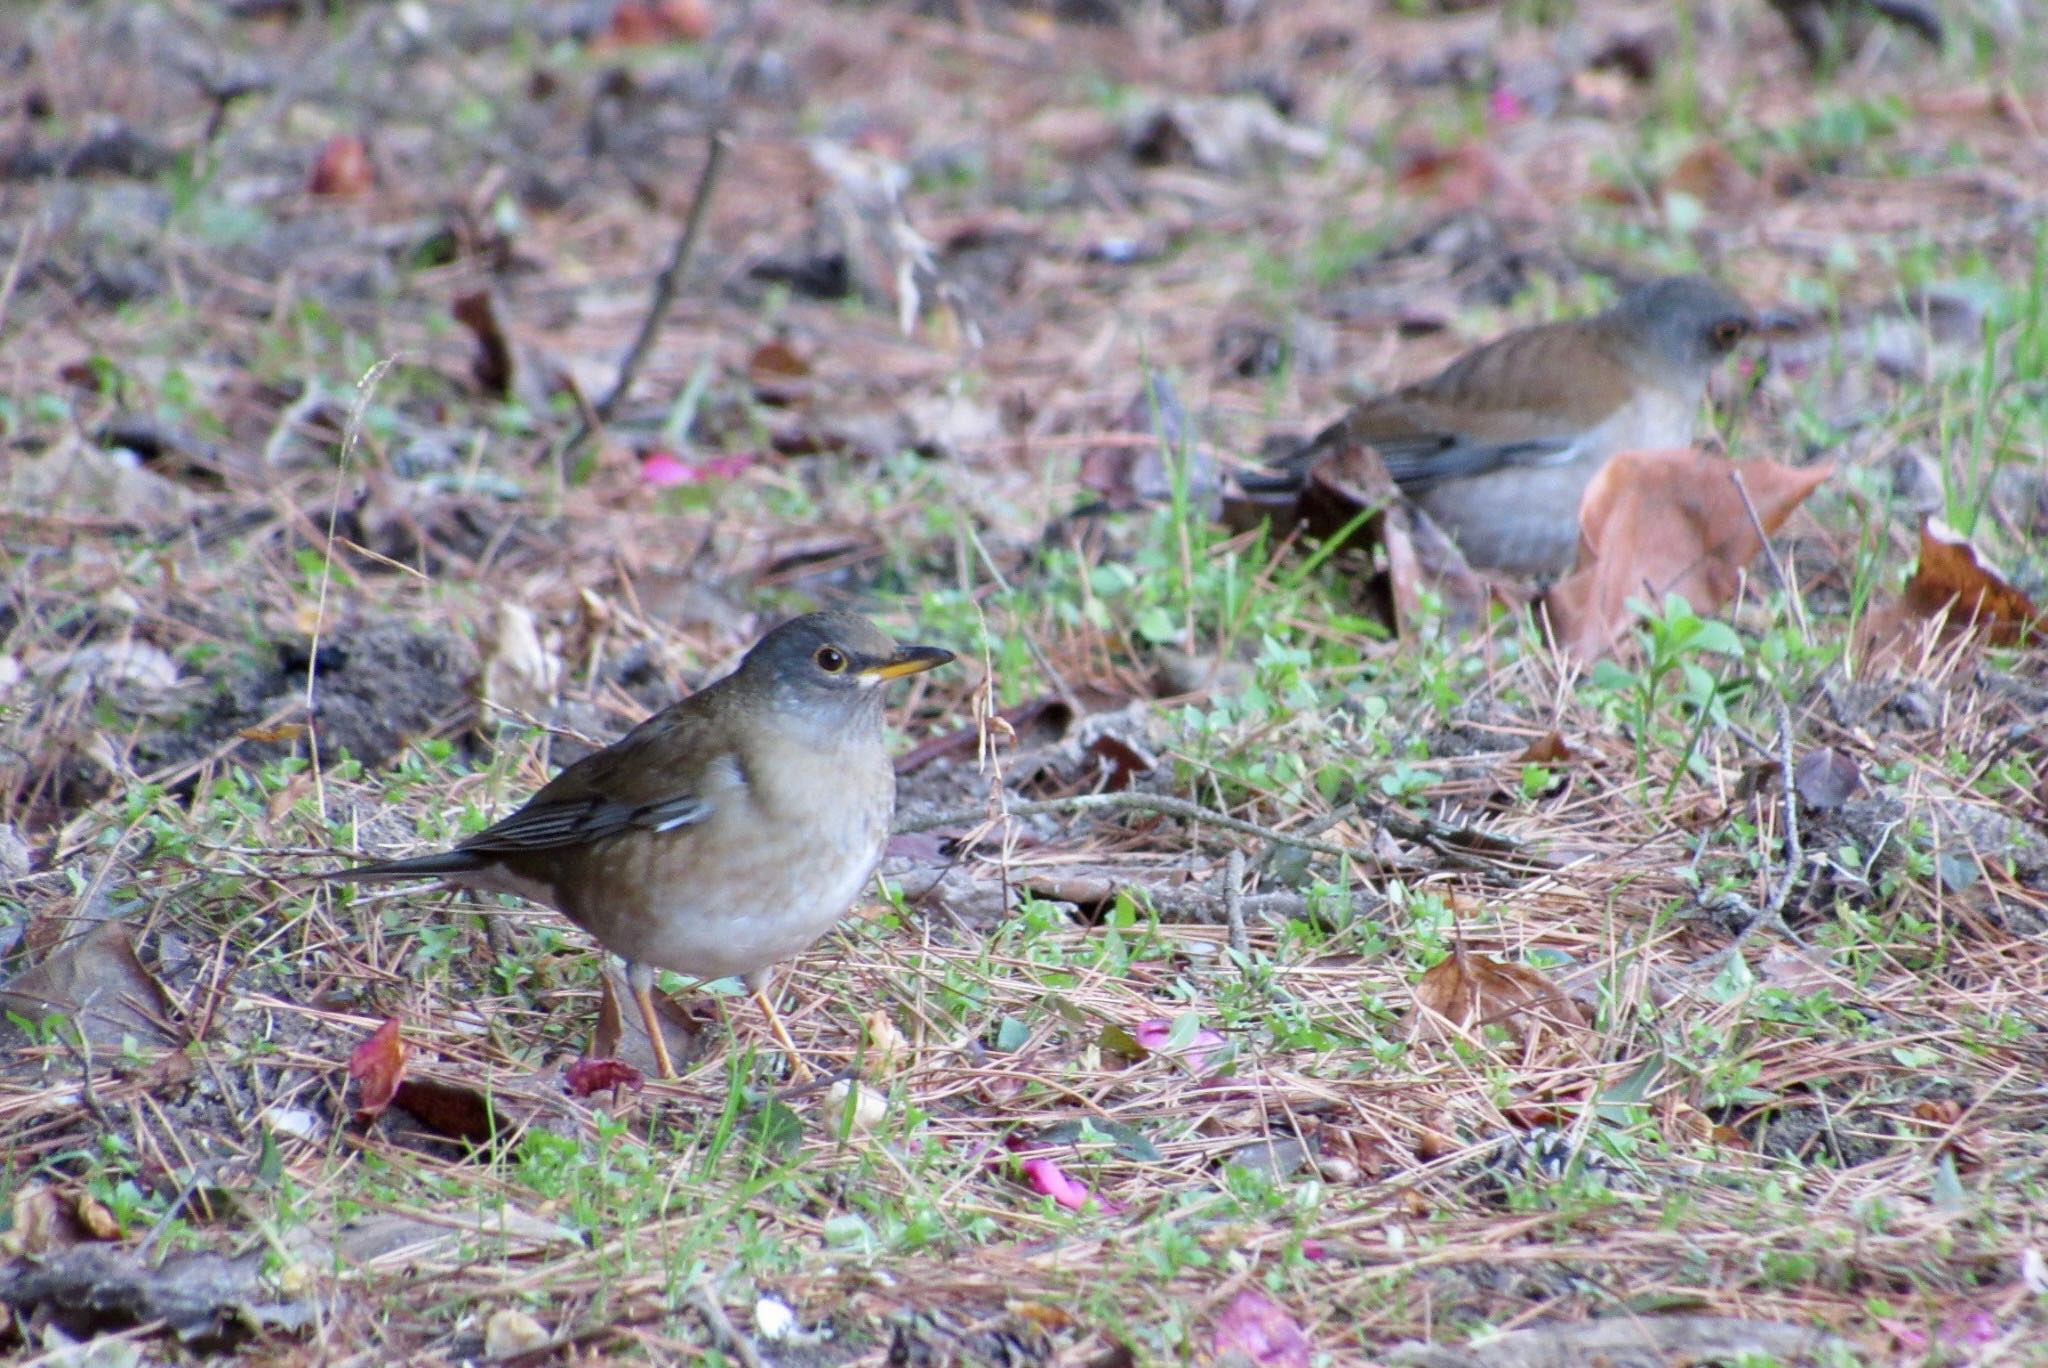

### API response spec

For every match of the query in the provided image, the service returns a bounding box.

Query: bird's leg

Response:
[745,969,814,1083]
[627,960,676,1080]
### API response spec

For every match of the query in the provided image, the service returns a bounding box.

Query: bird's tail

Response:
[316,849,490,883]
[1236,421,1340,496]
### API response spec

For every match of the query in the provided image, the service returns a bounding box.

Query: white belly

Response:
[557,767,892,985]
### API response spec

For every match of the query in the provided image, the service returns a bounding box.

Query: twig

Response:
[1223,847,1248,963]
[896,789,1537,873]
[967,523,1082,717]
[1728,466,1810,640]
[899,791,1367,858]
[687,1280,769,1368]
[306,357,398,821]
[0,218,34,340]
[1700,697,1810,968]
[588,128,732,429]
[1760,697,1806,930]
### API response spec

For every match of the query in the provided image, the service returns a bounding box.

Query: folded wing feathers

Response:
[460,792,713,853]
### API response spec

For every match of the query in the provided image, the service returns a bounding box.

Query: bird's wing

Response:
[1339,397,1576,488]
[1285,320,1639,491]
[457,704,726,854]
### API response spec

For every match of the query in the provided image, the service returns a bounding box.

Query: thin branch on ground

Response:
[897,789,1538,873]
[1697,697,1811,970]
[1728,465,1811,641]
[587,127,733,430]
[1223,847,1248,963]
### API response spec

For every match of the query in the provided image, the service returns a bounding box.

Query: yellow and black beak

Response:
[861,644,954,682]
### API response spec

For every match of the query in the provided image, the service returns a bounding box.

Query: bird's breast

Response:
[543,740,895,983]
[1588,382,1699,456]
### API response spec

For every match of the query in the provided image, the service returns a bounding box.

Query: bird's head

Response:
[734,611,953,732]
[1610,274,1757,374]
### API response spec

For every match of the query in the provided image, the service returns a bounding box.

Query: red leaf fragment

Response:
[308,135,373,197]
[564,1057,645,1098]
[349,1016,408,1116]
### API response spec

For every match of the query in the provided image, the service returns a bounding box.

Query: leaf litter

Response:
[4,0,2048,1364]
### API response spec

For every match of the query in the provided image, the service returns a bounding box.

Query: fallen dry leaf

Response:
[1410,944,1580,1047]
[479,601,563,726]
[1515,731,1574,765]
[4,1182,105,1257]
[1541,449,1832,661]
[595,0,712,48]
[1900,518,2042,640]
[563,1057,644,1098]
[1860,517,2044,658]
[593,965,703,1074]
[307,134,373,197]
[1293,439,1494,635]
[861,1009,910,1076]
[1794,747,1864,812]
[484,1308,553,1359]
[0,919,179,1050]
[451,291,515,398]
[1664,142,1762,214]
[349,1016,408,1118]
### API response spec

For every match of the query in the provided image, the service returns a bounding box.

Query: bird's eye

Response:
[1711,319,1747,349]
[814,646,849,673]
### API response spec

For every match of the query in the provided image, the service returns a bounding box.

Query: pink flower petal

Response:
[641,449,755,487]
[1020,1156,1094,1210]
[640,450,699,486]
[1940,1310,2001,1345]
[1135,1017,1227,1074]
[1212,1289,1310,1368]
[1489,87,1525,124]
[1879,1320,1928,1351]
[701,453,755,479]
[999,1136,1120,1212]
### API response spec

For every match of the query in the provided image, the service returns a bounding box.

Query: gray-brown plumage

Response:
[319,611,952,1079]
[1263,275,1759,578]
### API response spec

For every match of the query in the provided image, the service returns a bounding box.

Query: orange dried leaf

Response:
[71,1192,120,1241]
[1664,143,1760,212]
[1897,518,2042,646]
[237,721,309,745]
[597,0,712,49]
[1515,731,1573,764]
[308,135,373,197]
[748,340,810,380]
[349,1016,408,1116]
[1542,449,1831,662]
[1411,946,1576,1043]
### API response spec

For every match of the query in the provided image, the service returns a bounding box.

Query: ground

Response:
[3,0,2048,1364]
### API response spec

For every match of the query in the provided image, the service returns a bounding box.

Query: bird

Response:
[1765,0,1941,71]
[1253,275,1762,579]
[317,611,953,1080]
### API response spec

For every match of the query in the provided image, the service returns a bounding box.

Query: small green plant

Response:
[1588,594,1749,783]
